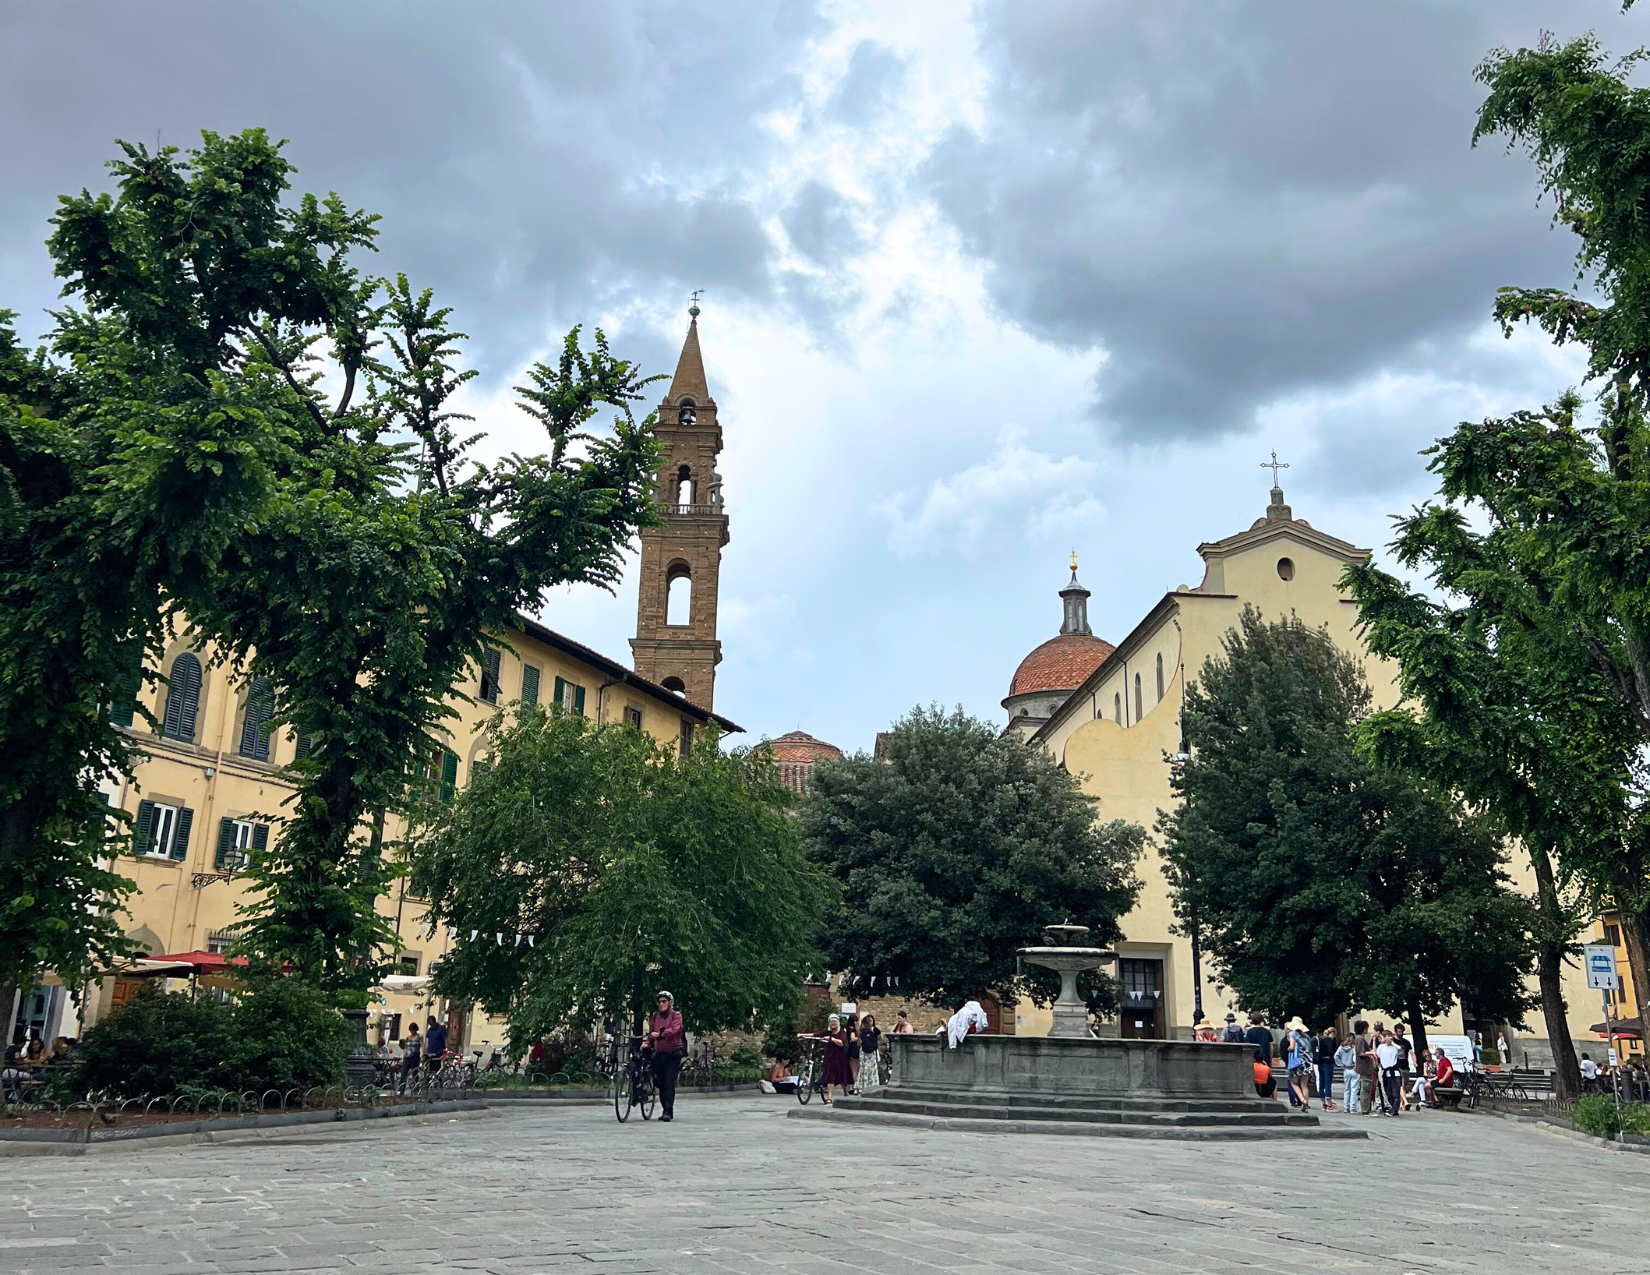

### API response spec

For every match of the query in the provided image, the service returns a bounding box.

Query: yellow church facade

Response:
[1010,482,1606,1066]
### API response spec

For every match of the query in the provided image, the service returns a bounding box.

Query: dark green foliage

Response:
[802,705,1143,1010]
[1343,34,1650,1094]
[28,128,662,1000]
[1572,1094,1650,1139]
[1159,610,1536,1039]
[410,707,834,1053]
[76,978,351,1096]
[761,995,833,1064]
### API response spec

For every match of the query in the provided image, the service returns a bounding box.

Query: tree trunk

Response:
[1406,997,1429,1061]
[1529,845,1581,1099]
[1624,907,1650,1039]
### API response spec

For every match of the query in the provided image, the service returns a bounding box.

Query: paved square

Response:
[0,1097,1644,1274]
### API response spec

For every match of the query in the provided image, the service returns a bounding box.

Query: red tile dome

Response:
[1009,633,1115,697]
[768,731,843,764]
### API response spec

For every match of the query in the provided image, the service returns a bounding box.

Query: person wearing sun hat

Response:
[1283,1016,1314,1109]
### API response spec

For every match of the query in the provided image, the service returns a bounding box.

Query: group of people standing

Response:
[796,1009,910,1103]
[391,1014,449,1091]
[1205,1011,1457,1115]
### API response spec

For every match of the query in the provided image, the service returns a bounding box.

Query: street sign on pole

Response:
[1586,944,1622,991]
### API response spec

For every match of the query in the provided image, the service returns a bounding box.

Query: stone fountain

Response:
[788,921,1363,1141]
[1017,922,1116,1038]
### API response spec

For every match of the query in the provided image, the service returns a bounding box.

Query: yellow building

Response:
[1011,478,1604,1066]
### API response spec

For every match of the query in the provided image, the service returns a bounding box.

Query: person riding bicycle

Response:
[645,990,685,1122]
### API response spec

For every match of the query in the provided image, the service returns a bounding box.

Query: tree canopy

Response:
[1159,609,1536,1051]
[25,129,663,1000]
[1343,33,1650,1091]
[410,708,833,1053]
[802,705,1143,1012]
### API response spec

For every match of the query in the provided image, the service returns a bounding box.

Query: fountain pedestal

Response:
[1018,925,1116,1038]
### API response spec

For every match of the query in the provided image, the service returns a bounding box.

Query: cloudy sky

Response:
[1,1,1636,753]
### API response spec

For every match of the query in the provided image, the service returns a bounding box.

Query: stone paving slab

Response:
[0,1098,1645,1273]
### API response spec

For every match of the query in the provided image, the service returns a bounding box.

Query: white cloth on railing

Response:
[947,1001,989,1048]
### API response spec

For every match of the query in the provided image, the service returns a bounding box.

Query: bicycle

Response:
[793,1039,828,1105]
[613,1035,657,1123]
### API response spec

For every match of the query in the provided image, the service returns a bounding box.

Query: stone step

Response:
[788,1105,1367,1141]
[856,1088,1268,1115]
[834,1094,1318,1127]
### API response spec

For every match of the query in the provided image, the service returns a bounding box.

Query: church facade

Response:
[1009,480,1603,1064]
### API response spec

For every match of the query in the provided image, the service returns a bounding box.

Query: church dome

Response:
[768,731,842,764]
[1009,632,1115,697]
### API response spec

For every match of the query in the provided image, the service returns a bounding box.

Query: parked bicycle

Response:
[682,1039,719,1080]
[613,1035,657,1123]
[793,1039,829,1105]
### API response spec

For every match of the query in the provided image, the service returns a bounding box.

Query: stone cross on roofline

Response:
[1261,450,1289,489]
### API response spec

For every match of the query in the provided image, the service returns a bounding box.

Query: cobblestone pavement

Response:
[1,1097,1646,1275]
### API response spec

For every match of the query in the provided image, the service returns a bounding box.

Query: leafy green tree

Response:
[41,130,662,1000]
[1159,610,1536,1056]
[803,705,1143,1014]
[410,707,833,1054]
[1344,33,1650,1092]
[1,129,296,992]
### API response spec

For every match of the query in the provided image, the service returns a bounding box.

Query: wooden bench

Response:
[1429,1083,1464,1109]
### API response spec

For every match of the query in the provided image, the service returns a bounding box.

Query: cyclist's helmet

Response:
[656,990,674,1004]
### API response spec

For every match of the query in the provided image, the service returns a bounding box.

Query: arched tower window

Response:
[675,464,693,508]
[1113,692,1121,724]
[1134,672,1143,722]
[1156,653,1165,703]
[666,564,691,626]
[662,676,686,695]
[162,652,203,743]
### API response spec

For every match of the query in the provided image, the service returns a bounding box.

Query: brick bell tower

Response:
[630,301,729,708]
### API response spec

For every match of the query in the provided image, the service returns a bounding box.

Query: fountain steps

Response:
[835,1089,1281,1116]
[789,1100,1365,1140]
[832,1093,1316,1126]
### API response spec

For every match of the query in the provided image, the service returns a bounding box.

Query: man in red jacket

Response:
[646,990,685,1122]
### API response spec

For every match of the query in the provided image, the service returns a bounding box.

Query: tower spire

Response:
[631,305,728,709]
[1059,557,1092,636]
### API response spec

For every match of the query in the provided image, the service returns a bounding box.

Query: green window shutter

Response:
[471,759,491,780]
[573,685,586,716]
[521,665,540,706]
[251,823,269,855]
[553,676,566,711]
[171,807,194,860]
[110,641,142,727]
[162,653,203,742]
[215,818,236,870]
[440,749,459,804]
[481,647,502,703]
[134,800,157,856]
[294,727,312,761]
[239,677,275,761]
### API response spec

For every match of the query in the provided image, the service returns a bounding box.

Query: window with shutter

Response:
[134,800,158,856]
[215,817,237,870]
[171,807,193,860]
[440,749,459,804]
[623,705,643,729]
[110,641,143,727]
[480,647,502,703]
[679,719,694,758]
[521,665,541,706]
[553,676,566,710]
[239,677,275,760]
[573,684,586,716]
[161,653,203,742]
[294,727,312,761]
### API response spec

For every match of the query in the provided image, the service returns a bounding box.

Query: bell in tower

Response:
[629,300,729,708]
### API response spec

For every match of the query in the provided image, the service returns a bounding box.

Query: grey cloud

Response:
[826,40,907,127]
[0,0,818,381]
[782,180,863,262]
[924,0,1640,443]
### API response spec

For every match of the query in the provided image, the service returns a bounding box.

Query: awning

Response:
[1590,1018,1645,1040]
[377,974,432,993]
[151,950,251,974]
[107,958,198,979]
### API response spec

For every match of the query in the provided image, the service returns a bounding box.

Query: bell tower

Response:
[630,302,729,708]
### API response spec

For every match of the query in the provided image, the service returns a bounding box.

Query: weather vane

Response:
[1261,450,1289,487]
[689,289,704,318]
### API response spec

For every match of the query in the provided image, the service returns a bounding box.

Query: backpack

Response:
[1223,1024,1246,1043]
[1334,1042,1356,1069]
